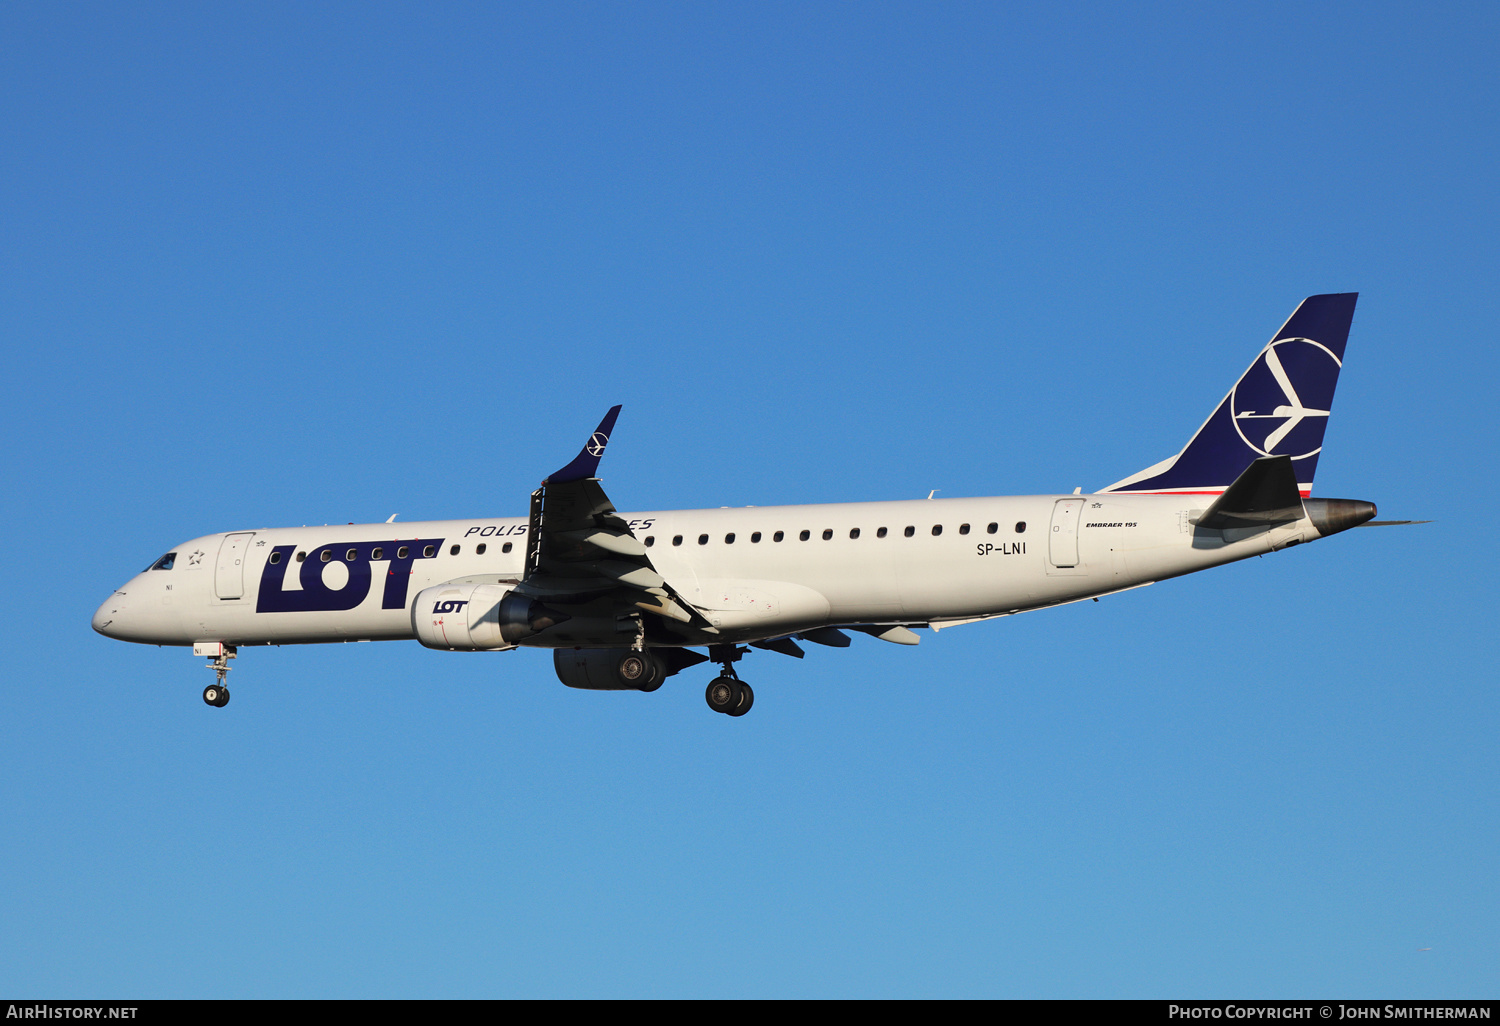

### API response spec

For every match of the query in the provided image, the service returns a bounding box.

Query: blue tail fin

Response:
[1100,293,1357,497]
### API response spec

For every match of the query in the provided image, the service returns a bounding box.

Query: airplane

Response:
[92,293,1414,716]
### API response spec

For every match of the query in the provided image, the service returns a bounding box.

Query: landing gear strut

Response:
[705,645,754,717]
[199,644,235,708]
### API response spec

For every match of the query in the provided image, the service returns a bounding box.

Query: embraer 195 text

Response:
[94,294,1412,716]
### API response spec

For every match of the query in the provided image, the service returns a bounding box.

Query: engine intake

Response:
[410,584,507,650]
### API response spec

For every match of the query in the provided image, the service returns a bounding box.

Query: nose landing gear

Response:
[196,643,235,709]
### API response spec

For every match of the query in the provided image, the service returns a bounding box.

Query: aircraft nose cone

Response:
[92,592,128,638]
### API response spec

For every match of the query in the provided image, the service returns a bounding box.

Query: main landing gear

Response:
[705,675,753,716]
[704,645,754,717]
[616,650,665,692]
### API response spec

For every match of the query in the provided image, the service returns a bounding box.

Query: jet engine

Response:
[411,583,523,651]
[412,582,630,650]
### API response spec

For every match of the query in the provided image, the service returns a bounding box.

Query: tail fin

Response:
[1100,293,1357,497]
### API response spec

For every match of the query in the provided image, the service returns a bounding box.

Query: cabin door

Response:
[215,533,256,599]
[1047,499,1085,569]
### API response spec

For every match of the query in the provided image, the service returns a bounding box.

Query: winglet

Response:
[546,406,622,484]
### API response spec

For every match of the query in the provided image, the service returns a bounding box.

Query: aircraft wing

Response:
[514,407,717,638]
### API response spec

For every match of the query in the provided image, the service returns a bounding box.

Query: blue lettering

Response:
[256,538,445,613]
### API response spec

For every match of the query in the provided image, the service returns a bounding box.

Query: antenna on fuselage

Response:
[386,514,399,523]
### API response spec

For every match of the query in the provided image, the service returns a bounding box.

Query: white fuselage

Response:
[92,492,1321,649]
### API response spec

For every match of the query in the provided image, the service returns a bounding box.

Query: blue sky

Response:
[2,1,1496,997]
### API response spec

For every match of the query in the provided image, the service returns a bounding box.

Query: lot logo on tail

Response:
[1230,338,1341,459]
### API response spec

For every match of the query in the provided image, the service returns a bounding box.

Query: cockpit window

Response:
[149,553,177,571]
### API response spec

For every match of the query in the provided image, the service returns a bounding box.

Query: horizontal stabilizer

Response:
[1195,456,1304,530]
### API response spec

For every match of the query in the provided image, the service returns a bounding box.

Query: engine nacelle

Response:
[414,583,659,651]
[411,583,525,651]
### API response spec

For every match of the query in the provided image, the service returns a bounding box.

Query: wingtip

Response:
[545,405,625,484]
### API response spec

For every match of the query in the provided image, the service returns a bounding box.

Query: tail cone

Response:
[1304,498,1377,537]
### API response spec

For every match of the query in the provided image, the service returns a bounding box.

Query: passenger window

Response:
[502,542,513,553]
[397,546,409,560]
[476,543,486,555]
[1015,521,1027,534]
[372,547,383,560]
[450,545,460,556]
[644,536,655,547]
[725,533,735,544]
[904,526,915,537]
[320,550,332,562]
[799,530,810,541]
[932,525,943,536]
[347,548,358,561]
[423,545,436,558]
[150,553,176,571]
[849,528,860,539]
[698,534,709,545]
[876,527,887,538]
[822,529,833,540]
[673,535,683,546]
[751,532,761,543]
[296,552,307,562]
[268,552,282,565]
[959,524,970,535]
[987,523,998,534]
[773,531,784,542]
